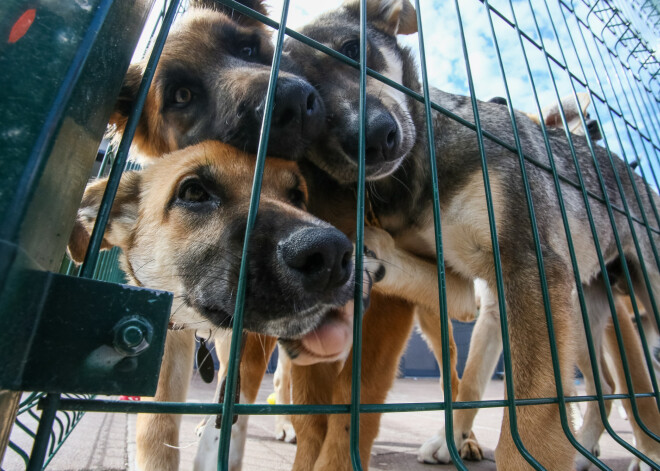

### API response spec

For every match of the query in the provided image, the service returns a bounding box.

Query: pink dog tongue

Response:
[300,313,351,358]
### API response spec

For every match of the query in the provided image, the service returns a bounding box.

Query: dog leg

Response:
[364,226,477,321]
[415,305,460,401]
[291,361,340,471]
[136,329,195,471]
[573,281,612,471]
[193,332,276,471]
[310,294,415,471]
[604,297,660,468]
[494,253,576,471]
[418,283,502,464]
[274,346,296,443]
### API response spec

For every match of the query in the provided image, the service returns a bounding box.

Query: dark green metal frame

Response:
[2,0,660,470]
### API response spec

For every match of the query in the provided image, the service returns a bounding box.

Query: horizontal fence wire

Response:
[9,0,660,470]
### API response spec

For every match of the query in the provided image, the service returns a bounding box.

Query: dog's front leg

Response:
[494,253,576,471]
[136,329,195,471]
[418,284,503,464]
[310,294,415,471]
[194,331,277,471]
[291,361,340,471]
[273,346,296,443]
[364,226,477,321]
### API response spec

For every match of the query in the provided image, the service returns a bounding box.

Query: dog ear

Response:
[350,0,418,35]
[189,0,269,27]
[541,92,594,137]
[67,172,142,264]
[107,63,144,135]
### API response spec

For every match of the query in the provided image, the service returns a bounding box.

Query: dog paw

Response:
[628,458,655,471]
[459,431,483,461]
[417,432,452,464]
[363,226,395,262]
[196,416,210,437]
[575,444,600,471]
[417,430,483,464]
[275,418,297,444]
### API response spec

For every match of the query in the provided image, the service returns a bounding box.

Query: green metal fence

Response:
[1,0,660,470]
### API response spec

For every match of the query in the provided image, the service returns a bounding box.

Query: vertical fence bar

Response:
[349,0,367,469]
[216,1,290,469]
[544,1,660,445]
[481,0,608,466]
[496,0,623,465]
[452,1,545,468]
[412,1,464,468]
[555,0,660,412]
[25,394,59,471]
[514,0,659,464]
[79,0,182,279]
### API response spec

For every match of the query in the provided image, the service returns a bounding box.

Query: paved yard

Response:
[3,375,641,470]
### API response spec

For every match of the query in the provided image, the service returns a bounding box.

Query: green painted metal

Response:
[413,1,463,468]
[349,0,368,468]
[0,0,158,391]
[4,0,660,469]
[3,271,171,395]
[216,0,292,467]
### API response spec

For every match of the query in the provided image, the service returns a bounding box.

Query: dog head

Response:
[283,0,419,183]
[110,0,325,162]
[68,141,375,364]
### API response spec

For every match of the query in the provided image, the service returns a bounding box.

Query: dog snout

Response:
[278,227,353,292]
[365,112,398,165]
[270,79,325,145]
[340,105,400,166]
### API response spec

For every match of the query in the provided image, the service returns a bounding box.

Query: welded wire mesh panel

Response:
[4,0,659,470]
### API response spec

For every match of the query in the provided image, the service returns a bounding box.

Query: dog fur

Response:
[281,0,660,469]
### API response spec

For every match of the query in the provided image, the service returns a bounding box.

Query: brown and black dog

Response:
[109,0,325,163]
[68,141,379,470]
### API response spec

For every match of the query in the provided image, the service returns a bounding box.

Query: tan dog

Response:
[68,141,377,470]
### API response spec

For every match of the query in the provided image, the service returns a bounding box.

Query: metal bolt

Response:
[113,316,153,357]
[121,325,145,348]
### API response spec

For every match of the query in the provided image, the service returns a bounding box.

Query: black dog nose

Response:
[365,112,398,164]
[278,227,353,292]
[270,79,325,143]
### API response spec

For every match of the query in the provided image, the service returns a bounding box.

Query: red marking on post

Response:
[8,9,36,44]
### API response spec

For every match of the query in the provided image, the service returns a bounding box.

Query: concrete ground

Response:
[3,375,642,470]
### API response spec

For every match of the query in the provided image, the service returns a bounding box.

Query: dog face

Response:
[111,1,325,162]
[283,0,419,183]
[69,141,367,363]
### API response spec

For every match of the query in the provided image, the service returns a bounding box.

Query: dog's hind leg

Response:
[494,252,577,471]
[603,296,660,468]
[136,329,195,471]
[273,346,296,443]
[418,282,502,464]
[303,294,415,471]
[193,331,276,471]
[574,280,612,471]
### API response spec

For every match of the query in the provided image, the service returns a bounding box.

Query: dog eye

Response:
[239,44,258,58]
[340,40,360,61]
[288,188,306,208]
[178,179,211,203]
[173,87,192,104]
